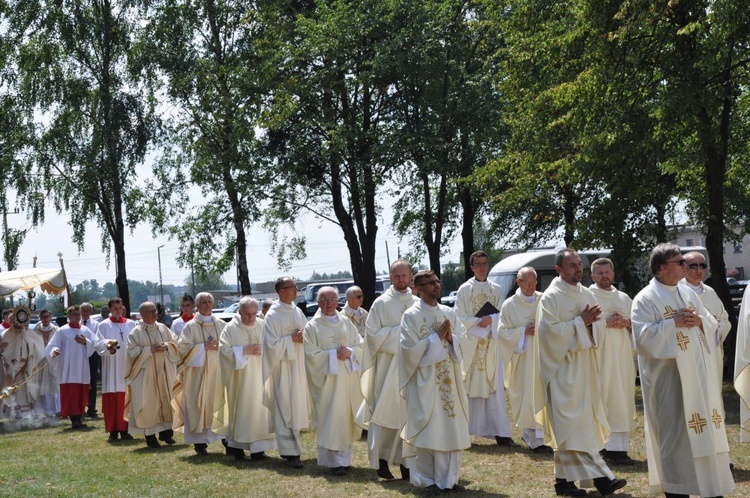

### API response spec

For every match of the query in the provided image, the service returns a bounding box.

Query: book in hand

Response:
[475,301,499,318]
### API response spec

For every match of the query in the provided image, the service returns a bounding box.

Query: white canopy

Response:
[0,267,68,297]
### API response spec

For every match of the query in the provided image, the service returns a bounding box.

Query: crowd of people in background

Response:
[2,243,747,496]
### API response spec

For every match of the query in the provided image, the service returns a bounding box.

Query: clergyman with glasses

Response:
[632,243,733,497]
[454,250,517,448]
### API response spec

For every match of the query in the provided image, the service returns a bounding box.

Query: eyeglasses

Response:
[418,280,441,287]
[354,295,363,299]
[471,262,490,268]
[666,259,686,266]
[688,263,708,270]
[280,286,298,291]
[319,297,339,303]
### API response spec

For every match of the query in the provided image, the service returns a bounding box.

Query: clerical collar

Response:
[110,316,127,324]
[474,278,488,284]
[350,307,361,317]
[559,278,581,292]
[522,293,536,303]
[195,314,214,324]
[420,299,439,309]
[325,314,339,323]
[38,324,55,331]
[684,280,704,293]
[393,286,411,295]
[654,278,678,292]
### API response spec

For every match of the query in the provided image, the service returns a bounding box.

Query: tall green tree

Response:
[388,0,504,279]
[3,0,158,313]
[141,0,273,296]
[263,0,404,307]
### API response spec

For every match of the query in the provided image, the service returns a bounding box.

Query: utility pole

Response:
[157,244,165,306]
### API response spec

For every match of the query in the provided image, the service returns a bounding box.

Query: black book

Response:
[474,301,499,318]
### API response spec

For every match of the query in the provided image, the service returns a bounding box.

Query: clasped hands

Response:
[674,308,702,329]
[605,312,630,329]
[242,344,262,356]
[580,304,602,327]
[151,342,169,353]
[336,346,351,361]
[438,319,453,344]
[204,338,220,351]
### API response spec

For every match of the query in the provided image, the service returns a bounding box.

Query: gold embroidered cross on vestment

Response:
[711,408,723,429]
[688,412,707,434]
[676,331,690,351]
[663,305,678,319]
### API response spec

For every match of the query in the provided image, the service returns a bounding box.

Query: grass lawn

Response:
[1,386,749,497]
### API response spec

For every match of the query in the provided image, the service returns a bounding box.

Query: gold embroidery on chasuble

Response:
[330,327,348,348]
[663,305,678,319]
[676,331,690,351]
[419,316,457,418]
[688,412,707,434]
[711,408,723,429]
[469,291,493,316]
[475,337,489,372]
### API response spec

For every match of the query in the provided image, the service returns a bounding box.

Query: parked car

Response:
[441,290,458,307]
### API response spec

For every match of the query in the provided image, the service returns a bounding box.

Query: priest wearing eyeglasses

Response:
[633,243,733,498]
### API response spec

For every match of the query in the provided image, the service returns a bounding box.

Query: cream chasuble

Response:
[1,327,45,410]
[588,285,636,435]
[124,322,178,434]
[215,315,275,451]
[171,314,225,441]
[633,278,733,497]
[736,283,750,442]
[399,301,470,452]
[261,301,309,435]
[498,288,543,431]
[534,277,609,452]
[304,311,364,452]
[342,303,368,338]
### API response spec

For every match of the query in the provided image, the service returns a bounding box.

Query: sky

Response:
[6,200,466,288]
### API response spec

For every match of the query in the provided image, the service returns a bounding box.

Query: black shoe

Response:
[400,464,410,480]
[194,443,208,456]
[86,411,98,418]
[145,435,160,448]
[424,484,441,494]
[290,456,303,469]
[233,449,246,461]
[495,436,520,447]
[71,416,87,429]
[331,466,347,476]
[555,479,586,497]
[450,484,466,492]
[159,435,176,445]
[120,432,134,441]
[108,431,119,442]
[377,459,395,480]
[608,452,635,465]
[531,444,553,453]
[594,477,627,496]
[250,452,269,461]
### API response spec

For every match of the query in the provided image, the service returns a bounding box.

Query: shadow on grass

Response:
[132,443,188,454]
[731,464,750,484]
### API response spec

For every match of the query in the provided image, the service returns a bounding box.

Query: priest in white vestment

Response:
[400,270,470,492]
[35,310,60,416]
[171,294,195,338]
[589,258,636,466]
[124,301,178,448]
[304,287,364,475]
[736,282,750,443]
[359,259,416,480]
[96,297,137,442]
[535,249,626,497]
[216,297,276,460]
[498,267,550,452]
[262,277,309,469]
[681,251,731,392]
[171,292,225,455]
[342,285,368,337]
[46,306,99,429]
[456,250,516,447]
[633,243,734,497]
[0,308,45,418]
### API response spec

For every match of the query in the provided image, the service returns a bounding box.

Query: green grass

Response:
[1,386,749,497]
